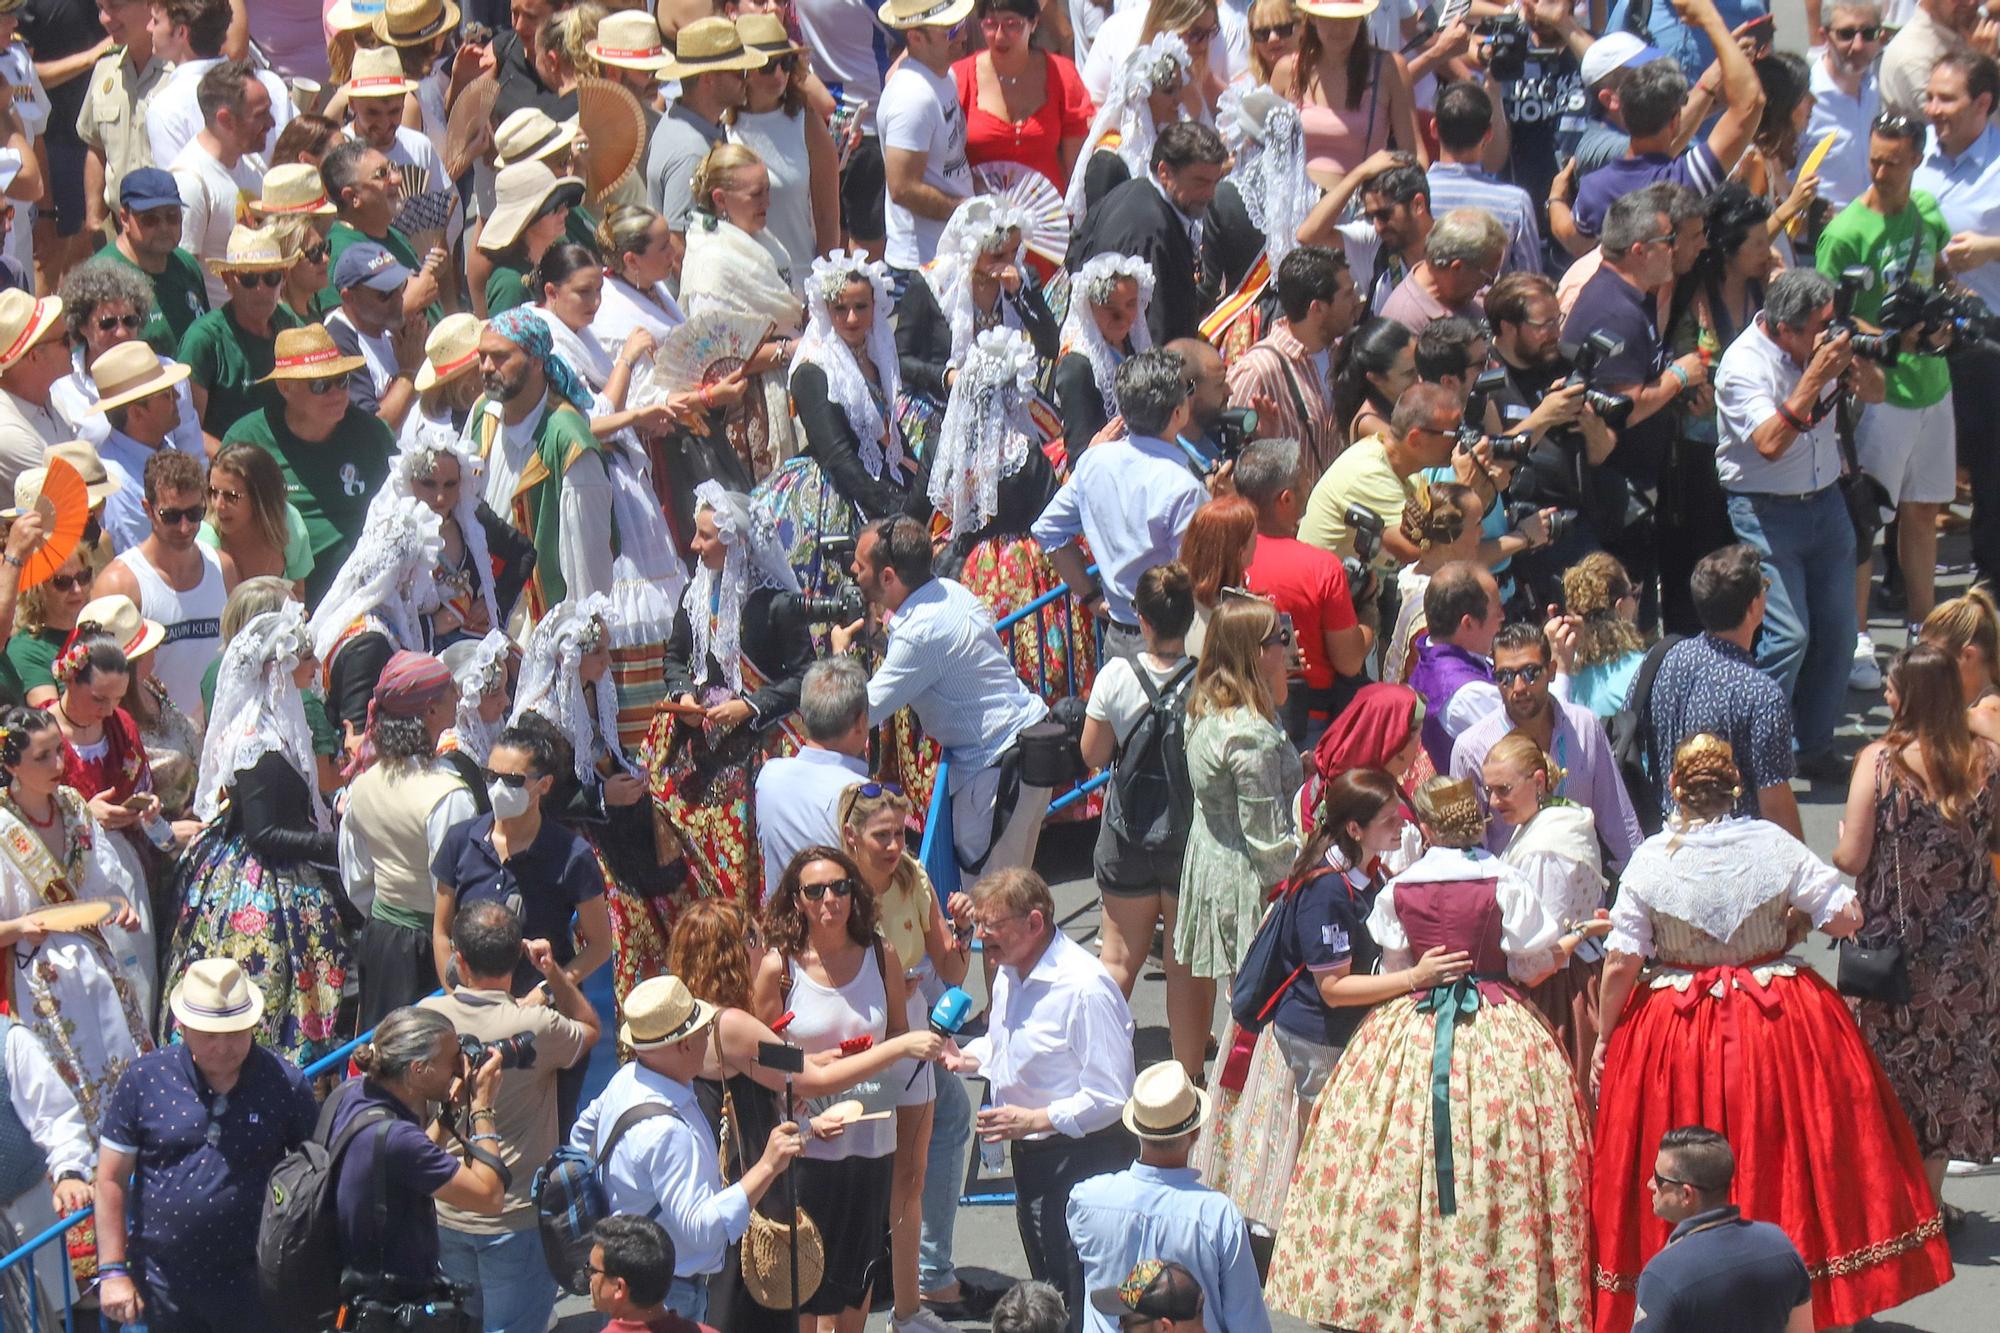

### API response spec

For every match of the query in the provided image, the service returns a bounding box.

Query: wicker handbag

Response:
[720,1017,825,1308]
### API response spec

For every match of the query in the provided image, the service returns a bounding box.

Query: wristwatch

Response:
[1,552,22,569]
[54,1169,85,1184]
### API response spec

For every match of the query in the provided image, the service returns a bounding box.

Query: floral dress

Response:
[1173,706,1301,980]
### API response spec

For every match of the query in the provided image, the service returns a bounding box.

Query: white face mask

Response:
[487,779,533,820]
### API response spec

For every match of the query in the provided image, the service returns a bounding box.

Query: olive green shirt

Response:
[221,405,395,606]
[96,241,211,357]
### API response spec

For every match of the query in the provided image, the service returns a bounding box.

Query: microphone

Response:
[906,987,973,1089]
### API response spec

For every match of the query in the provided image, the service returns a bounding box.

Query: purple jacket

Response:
[1409,639,1492,771]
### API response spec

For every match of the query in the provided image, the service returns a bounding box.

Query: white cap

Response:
[1580,31,1665,88]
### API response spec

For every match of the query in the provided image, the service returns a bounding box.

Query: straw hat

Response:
[1296,0,1380,16]
[327,0,387,33]
[588,10,674,72]
[169,958,267,1034]
[86,341,192,414]
[479,160,586,252]
[252,163,337,218]
[46,441,120,505]
[74,593,165,660]
[619,975,718,1050]
[258,324,368,382]
[876,0,974,29]
[1120,1060,1212,1141]
[347,45,419,98]
[0,290,63,370]
[736,12,806,57]
[416,312,486,392]
[211,222,295,273]
[493,107,580,168]
[374,0,460,47]
[657,16,768,81]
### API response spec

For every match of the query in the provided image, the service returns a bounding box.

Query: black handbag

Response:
[1834,396,1891,550]
[1838,767,1911,1005]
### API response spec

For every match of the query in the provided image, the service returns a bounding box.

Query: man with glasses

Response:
[1882,0,1975,115]
[646,18,764,240]
[319,139,443,323]
[1300,381,1462,569]
[91,447,225,723]
[1299,151,1434,314]
[877,0,973,284]
[944,868,1135,1331]
[178,221,302,448]
[1807,3,1886,214]
[97,168,210,354]
[1086,1259,1206,1333]
[1631,1127,1812,1332]
[95,957,319,1331]
[1378,207,1507,336]
[81,338,191,553]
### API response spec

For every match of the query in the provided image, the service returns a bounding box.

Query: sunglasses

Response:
[301,242,329,263]
[155,503,205,526]
[96,313,144,333]
[764,54,797,73]
[801,877,856,901]
[208,484,245,505]
[46,572,86,593]
[1493,663,1545,687]
[1251,21,1295,40]
[204,1090,231,1148]
[1650,1168,1694,1190]
[1830,24,1881,39]
[303,376,344,395]
[1182,22,1219,42]
[1263,625,1295,649]
[856,781,903,798]
[230,270,285,288]
[483,769,533,788]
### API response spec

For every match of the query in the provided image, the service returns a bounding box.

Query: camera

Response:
[1213,407,1257,462]
[1563,332,1636,431]
[777,584,866,626]
[1475,13,1529,81]
[460,1030,537,1071]
[1918,285,2000,352]
[1507,500,1577,546]
[1831,266,1902,364]
[1343,505,1384,596]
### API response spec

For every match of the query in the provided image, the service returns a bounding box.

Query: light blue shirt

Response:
[1031,433,1206,626]
[868,577,1048,782]
[568,1062,747,1278]
[1805,58,1879,213]
[1915,122,2000,312]
[754,745,869,901]
[1066,1162,1271,1333]
[96,428,165,555]
[1715,317,1842,496]
[1426,162,1545,277]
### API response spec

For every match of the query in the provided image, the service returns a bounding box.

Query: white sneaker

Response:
[1851,633,1883,690]
[893,1310,961,1332]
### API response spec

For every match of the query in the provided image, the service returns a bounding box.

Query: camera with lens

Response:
[1507,500,1576,546]
[1562,332,1636,431]
[1213,406,1257,462]
[777,583,867,626]
[1830,266,1902,364]
[1475,13,1529,81]
[1343,504,1384,596]
[460,1030,537,1071]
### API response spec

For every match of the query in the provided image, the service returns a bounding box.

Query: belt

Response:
[1014,1121,1134,1155]
[1104,619,1141,635]
[1730,483,1836,504]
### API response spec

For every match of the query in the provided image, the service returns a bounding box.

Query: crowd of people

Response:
[0,0,1986,1329]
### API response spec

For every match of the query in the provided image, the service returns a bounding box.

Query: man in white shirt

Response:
[0,1011,96,1324]
[1880,0,1973,116]
[754,656,870,902]
[876,0,973,277]
[324,241,426,431]
[569,974,803,1324]
[946,868,1136,1330]
[1806,2,1886,213]
[142,0,292,171]
[168,60,273,308]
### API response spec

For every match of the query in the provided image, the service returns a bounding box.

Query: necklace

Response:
[15,792,57,829]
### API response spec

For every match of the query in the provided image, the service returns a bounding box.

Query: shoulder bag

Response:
[1837,761,1911,1005]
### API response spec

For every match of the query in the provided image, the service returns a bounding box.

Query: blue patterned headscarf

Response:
[488,305,590,409]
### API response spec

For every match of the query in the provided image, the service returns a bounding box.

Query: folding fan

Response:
[645,312,775,396]
[973,161,1070,266]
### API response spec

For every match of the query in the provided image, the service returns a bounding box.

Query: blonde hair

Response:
[1142,0,1219,41]
[1412,774,1486,847]
[691,142,764,218]
[597,203,664,272]
[539,2,607,76]
[837,781,928,902]
[1563,552,1647,670]
[1485,731,1564,797]
[1921,583,2000,694]
[1246,0,1298,84]
[1187,595,1279,722]
[1670,734,1742,819]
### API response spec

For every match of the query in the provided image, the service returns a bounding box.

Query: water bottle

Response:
[980,1134,1007,1175]
[140,808,175,852]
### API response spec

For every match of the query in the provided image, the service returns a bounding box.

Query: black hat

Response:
[1088,1260,1203,1325]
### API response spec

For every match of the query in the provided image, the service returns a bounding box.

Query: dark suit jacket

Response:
[1067,175,1222,346]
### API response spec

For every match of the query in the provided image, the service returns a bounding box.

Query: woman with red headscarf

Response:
[1294,681,1425,837]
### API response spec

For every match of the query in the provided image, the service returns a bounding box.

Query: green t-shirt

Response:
[197,503,316,582]
[1816,191,1952,410]
[565,205,601,257]
[321,221,442,323]
[178,302,303,441]
[485,261,532,316]
[96,241,211,357]
[4,625,70,699]
[222,406,394,607]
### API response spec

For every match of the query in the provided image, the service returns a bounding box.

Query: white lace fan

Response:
[644,311,773,397]
[973,161,1069,266]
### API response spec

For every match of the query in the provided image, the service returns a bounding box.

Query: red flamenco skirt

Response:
[1591,963,1951,1331]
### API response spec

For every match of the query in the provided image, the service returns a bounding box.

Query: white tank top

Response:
[116,545,225,727]
[785,949,895,1161]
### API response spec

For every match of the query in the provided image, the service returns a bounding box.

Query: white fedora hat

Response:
[618,974,718,1050]
[1121,1060,1211,1141]
[169,957,267,1034]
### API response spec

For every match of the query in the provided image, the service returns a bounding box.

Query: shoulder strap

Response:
[876,938,908,1039]
[596,1100,676,1168]
[1629,634,1682,726]
[368,1121,392,1277]
[1119,659,1198,754]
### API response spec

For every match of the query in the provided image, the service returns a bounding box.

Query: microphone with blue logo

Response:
[906,985,973,1089]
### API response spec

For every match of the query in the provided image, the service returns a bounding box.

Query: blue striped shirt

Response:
[1426,162,1547,277]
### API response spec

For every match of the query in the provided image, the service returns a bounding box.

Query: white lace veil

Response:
[681,481,802,694]
[195,601,325,830]
[790,251,903,481]
[1065,32,1193,221]
[308,495,446,666]
[922,196,1034,366]
[441,628,512,765]
[374,431,502,635]
[509,593,634,783]
[1220,85,1312,272]
[929,327,1039,542]
[1058,253,1156,419]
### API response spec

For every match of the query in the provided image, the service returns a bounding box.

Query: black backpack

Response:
[1103,658,1199,856]
[531,1101,675,1295]
[257,1080,394,1333]
[1606,634,1683,836]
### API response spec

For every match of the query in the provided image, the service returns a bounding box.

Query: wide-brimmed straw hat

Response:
[479,160,586,252]
[619,975,718,1050]
[493,107,580,168]
[1120,1060,1212,1141]
[327,0,388,34]
[588,10,674,72]
[253,163,337,218]
[736,12,806,57]
[416,312,486,392]
[347,45,419,98]
[170,958,267,1034]
[876,0,974,29]
[46,441,120,505]
[86,340,192,414]
[0,290,63,370]
[259,324,368,382]
[212,222,295,273]
[374,0,460,47]
[74,593,165,660]
[657,16,768,81]
[1297,0,1380,16]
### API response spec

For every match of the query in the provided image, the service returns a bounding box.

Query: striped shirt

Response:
[1226,320,1339,481]
[1426,162,1547,277]
[1572,143,1726,238]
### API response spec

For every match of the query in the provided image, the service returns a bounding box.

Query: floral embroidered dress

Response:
[1268,845,1592,1332]
[0,788,151,1133]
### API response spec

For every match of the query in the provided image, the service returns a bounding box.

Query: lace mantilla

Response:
[929,327,1040,541]
[1066,31,1193,220]
[1618,816,1847,946]
[309,495,445,667]
[1221,86,1310,271]
[1059,253,1156,418]
[924,196,1035,366]
[792,250,903,481]
[510,593,634,784]
[195,602,325,830]
[444,628,512,765]
[376,427,501,637]
[682,482,800,693]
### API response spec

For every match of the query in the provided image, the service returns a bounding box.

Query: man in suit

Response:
[1068,121,1228,345]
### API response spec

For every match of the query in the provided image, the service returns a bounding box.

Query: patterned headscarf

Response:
[488,305,591,409]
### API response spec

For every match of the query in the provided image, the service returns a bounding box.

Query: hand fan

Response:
[645,312,774,396]
[577,77,648,206]
[21,901,113,934]
[16,456,87,590]
[973,161,1070,266]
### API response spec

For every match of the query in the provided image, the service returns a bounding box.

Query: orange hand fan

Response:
[17,456,88,590]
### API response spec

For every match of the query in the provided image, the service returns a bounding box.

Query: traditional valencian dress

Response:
[378,426,505,656]
[1590,815,1952,1331]
[1499,798,1606,1076]
[1052,252,1154,459]
[679,209,805,477]
[436,628,512,768]
[307,495,445,737]
[0,785,151,1133]
[1268,844,1592,1332]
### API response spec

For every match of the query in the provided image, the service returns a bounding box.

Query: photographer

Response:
[327,1006,514,1329]
[420,902,599,1333]
[1715,268,1885,780]
[834,515,1053,874]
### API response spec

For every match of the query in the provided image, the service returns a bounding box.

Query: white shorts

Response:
[1858,397,1957,507]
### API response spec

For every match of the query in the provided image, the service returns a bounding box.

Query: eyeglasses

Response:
[1830,24,1882,40]
[974,913,1027,935]
[483,768,532,788]
[95,313,144,333]
[800,877,856,900]
[303,376,344,395]
[979,14,1029,33]
[230,270,285,288]
[1360,205,1400,226]
[1251,21,1296,40]
[1182,22,1219,43]
[1493,663,1545,687]
[204,1090,231,1148]
[155,503,206,526]
[1263,625,1295,649]
[1485,776,1522,799]
[208,484,245,505]
[46,572,86,593]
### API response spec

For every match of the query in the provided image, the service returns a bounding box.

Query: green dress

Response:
[1174,705,1302,980]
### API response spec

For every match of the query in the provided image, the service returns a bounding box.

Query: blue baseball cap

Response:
[333,240,413,293]
[119,168,184,213]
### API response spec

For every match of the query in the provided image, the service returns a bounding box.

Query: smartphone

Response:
[121,794,151,812]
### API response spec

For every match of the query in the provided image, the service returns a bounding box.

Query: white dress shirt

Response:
[567,1061,747,1278]
[1031,433,1206,626]
[1715,316,1844,496]
[754,745,869,903]
[1915,121,2000,313]
[961,929,1134,1139]
[3,1022,93,1190]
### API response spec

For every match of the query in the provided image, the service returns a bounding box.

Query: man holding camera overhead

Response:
[419,901,599,1333]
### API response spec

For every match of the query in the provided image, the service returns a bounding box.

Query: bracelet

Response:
[471,1105,497,1119]
[1775,402,1811,434]
[2,552,21,568]
[1667,363,1692,393]
[699,385,714,409]
[98,1264,129,1277]
[470,1132,502,1144]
